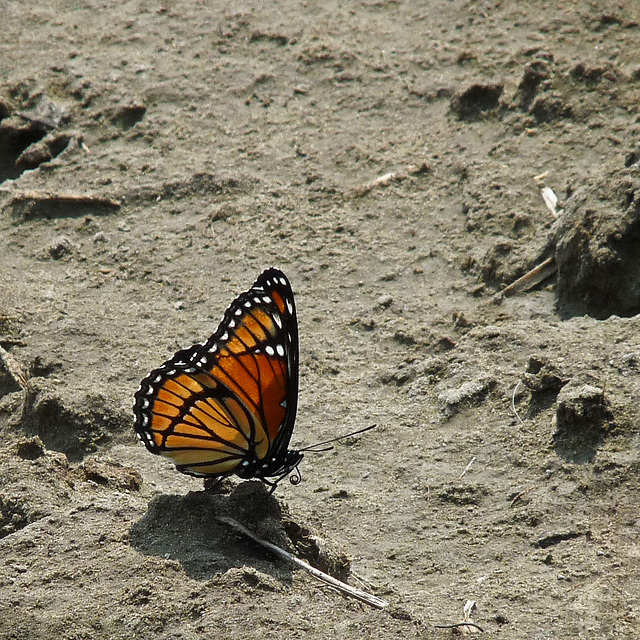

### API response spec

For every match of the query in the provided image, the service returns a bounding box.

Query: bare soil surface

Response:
[1,1,640,638]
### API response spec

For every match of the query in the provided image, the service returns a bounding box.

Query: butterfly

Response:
[133,268,304,490]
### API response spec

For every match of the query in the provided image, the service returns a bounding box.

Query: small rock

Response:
[47,235,74,260]
[555,383,610,437]
[522,356,568,394]
[624,148,640,168]
[15,436,46,460]
[437,377,494,409]
[553,382,612,460]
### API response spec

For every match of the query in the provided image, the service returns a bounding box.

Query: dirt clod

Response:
[553,176,640,319]
[553,382,612,461]
[450,82,504,120]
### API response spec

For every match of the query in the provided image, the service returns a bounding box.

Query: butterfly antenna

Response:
[300,424,377,453]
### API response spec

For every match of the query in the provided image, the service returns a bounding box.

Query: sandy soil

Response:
[1,1,640,638]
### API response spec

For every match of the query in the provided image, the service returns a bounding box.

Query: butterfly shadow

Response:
[130,481,295,584]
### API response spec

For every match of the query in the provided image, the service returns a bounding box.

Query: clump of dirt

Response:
[0,93,72,182]
[282,510,352,581]
[520,355,569,417]
[552,174,640,319]
[20,378,131,460]
[553,381,613,461]
[450,82,504,121]
[77,456,143,491]
[0,439,72,539]
[130,482,343,583]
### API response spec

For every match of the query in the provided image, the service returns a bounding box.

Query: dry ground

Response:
[1,1,640,638]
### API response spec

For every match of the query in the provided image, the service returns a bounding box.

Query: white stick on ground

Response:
[499,256,557,297]
[217,516,389,610]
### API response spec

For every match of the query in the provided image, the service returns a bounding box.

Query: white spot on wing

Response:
[276,344,285,356]
[265,345,275,356]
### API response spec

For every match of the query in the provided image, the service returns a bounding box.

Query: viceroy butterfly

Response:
[133,268,304,489]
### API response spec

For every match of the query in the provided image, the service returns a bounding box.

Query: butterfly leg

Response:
[260,478,279,495]
[261,465,303,495]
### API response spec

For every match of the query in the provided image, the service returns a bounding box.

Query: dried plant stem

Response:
[511,380,524,426]
[500,256,556,297]
[510,486,535,507]
[494,182,559,300]
[351,162,430,197]
[217,516,389,610]
[7,191,121,208]
[0,345,28,390]
[433,621,485,632]
[459,456,476,479]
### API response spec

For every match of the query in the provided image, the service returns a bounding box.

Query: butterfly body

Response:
[133,268,302,487]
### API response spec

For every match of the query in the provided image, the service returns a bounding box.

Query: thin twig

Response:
[510,486,535,507]
[500,256,556,297]
[217,516,389,609]
[3,191,121,219]
[351,162,429,197]
[459,456,476,480]
[511,380,524,426]
[7,191,121,208]
[433,621,485,632]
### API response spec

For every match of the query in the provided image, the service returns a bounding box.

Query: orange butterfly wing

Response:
[133,268,300,480]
